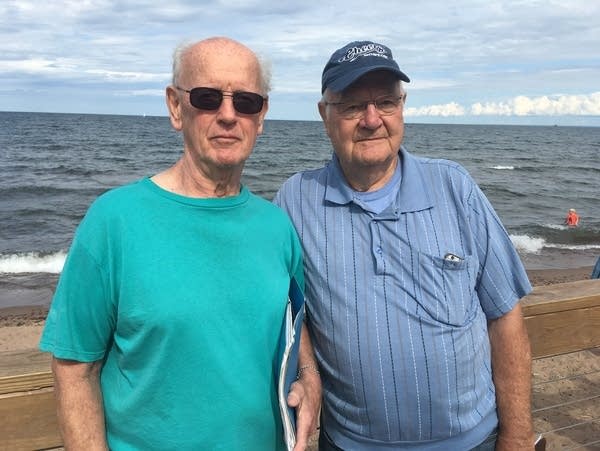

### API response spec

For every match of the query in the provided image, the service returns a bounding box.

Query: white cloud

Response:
[405,93,600,117]
[0,57,169,85]
[0,58,77,75]
[405,102,466,117]
[85,69,169,83]
[121,89,166,97]
[471,92,600,116]
[1,0,599,121]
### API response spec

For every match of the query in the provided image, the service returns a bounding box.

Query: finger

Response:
[293,437,307,451]
[293,413,310,451]
[287,381,304,408]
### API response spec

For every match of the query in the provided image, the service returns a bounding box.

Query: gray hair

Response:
[171,40,272,95]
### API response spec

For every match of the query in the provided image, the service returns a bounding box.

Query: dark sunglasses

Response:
[175,86,266,115]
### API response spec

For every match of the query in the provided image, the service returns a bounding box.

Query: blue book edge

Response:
[277,277,305,450]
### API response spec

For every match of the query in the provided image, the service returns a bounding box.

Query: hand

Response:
[287,371,321,451]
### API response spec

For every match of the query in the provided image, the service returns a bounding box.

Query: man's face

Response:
[166,42,268,173]
[319,71,405,185]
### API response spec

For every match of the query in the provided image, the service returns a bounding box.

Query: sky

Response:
[2,0,600,125]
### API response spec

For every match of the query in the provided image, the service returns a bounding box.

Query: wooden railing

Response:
[0,350,59,450]
[522,279,600,449]
[1,278,599,450]
[522,279,600,358]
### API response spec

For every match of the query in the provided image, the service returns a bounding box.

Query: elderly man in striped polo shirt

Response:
[275,41,535,450]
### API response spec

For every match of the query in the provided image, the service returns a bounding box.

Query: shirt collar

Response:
[324,146,434,213]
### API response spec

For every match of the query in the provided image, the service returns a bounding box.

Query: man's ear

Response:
[166,86,183,131]
[318,101,331,136]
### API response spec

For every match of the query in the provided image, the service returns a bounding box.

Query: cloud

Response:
[0,57,169,87]
[405,102,466,117]
[405,93,600,117]
[1,1,599,121]
[120,89,166,97]
[85,69,169,83]
[0,58,77,75]
[471,92,600,116]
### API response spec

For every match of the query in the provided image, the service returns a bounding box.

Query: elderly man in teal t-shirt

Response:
[40,37,321,450]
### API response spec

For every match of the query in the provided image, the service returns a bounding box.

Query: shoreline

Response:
[0,265,595,352]
[525,265,594,286]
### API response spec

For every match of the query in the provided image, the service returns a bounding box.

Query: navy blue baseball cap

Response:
[321,41,410,93]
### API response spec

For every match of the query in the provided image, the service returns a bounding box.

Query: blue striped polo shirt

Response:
[274,147,532,450]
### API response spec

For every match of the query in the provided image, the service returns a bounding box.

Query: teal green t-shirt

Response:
[40,178,304,450]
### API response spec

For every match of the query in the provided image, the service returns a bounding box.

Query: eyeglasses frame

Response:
[174,86,267,115]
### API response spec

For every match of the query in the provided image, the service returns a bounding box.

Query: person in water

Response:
[565,208,580,227]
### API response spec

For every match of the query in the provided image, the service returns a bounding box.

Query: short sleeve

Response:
[467,184,532,319]
[39,230,116,361]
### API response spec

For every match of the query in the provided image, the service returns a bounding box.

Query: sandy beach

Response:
[0,266,594,353]
[0,305,48,352]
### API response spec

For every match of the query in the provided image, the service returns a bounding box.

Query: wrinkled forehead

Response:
[182,42,262,90]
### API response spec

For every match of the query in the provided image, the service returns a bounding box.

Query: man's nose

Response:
[361,102,383,128]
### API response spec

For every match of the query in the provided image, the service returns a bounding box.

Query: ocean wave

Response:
[510,234,600,254]
[510,234,546,253]
[490,165,515,170]
[543,223,569,231]
[0,251,66,274]
[545,243,600,251]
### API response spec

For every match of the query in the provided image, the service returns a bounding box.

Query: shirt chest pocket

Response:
[413,251,479,327]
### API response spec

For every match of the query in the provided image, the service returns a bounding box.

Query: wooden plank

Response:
[0,349,51,377]
[0,388,62,451]
[521,279,600,316]
[0,350,61,449]
[525,306,600,358]
[521,279,600,358]
[0,371,54,395]
[0,350,53,396]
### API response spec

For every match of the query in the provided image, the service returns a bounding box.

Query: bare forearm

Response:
[297,323,322,411]
[289,323,322,451]
[52,358,108,451]
[297,323,321,408]
[298,323,318,373]
[488,303,535,450]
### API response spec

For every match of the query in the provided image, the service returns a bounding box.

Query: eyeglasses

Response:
[175,86,267,115]
[324,94,406,120]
